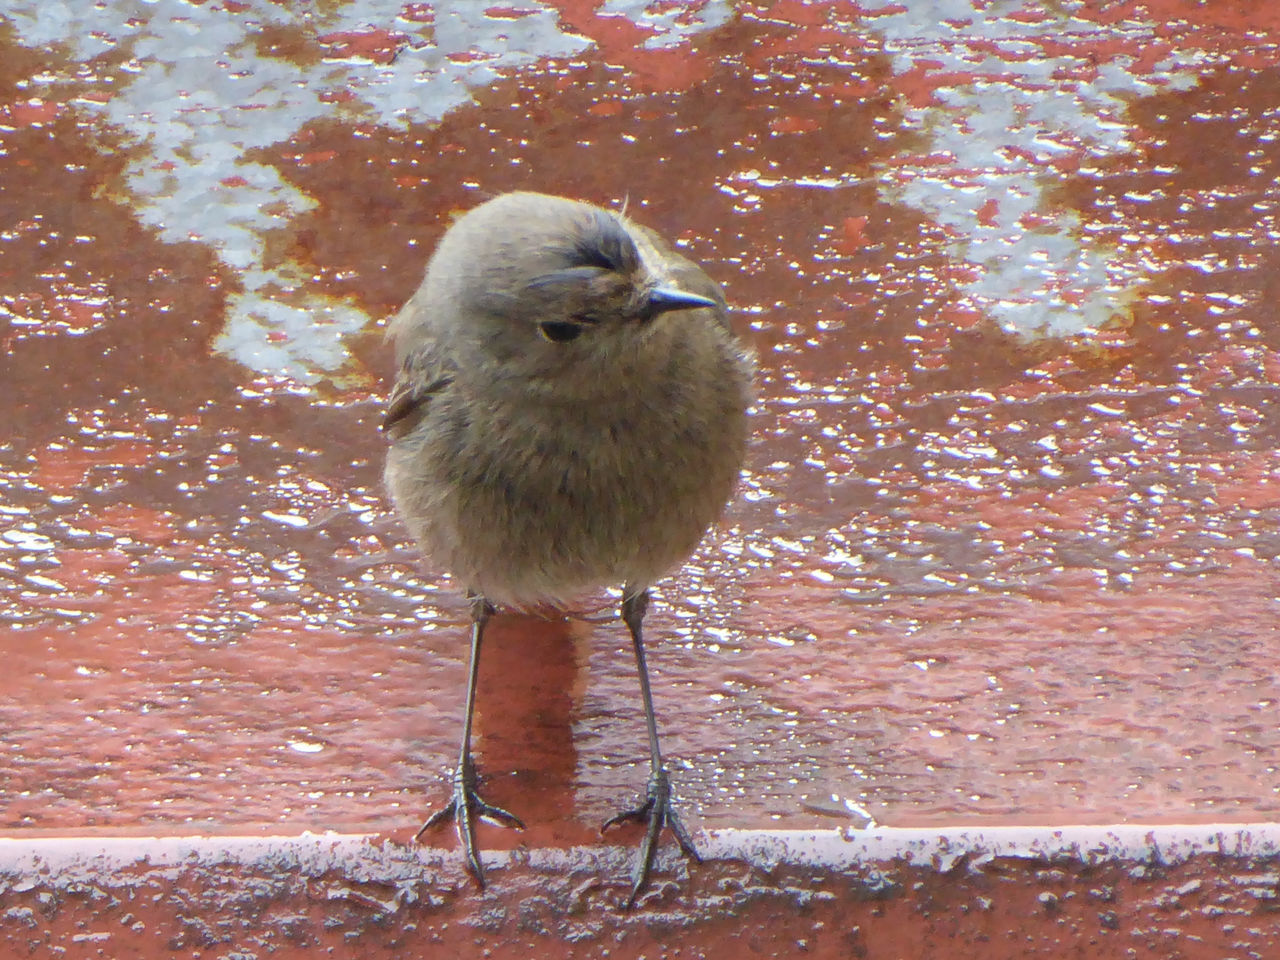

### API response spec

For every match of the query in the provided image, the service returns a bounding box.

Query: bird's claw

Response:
[601,768,700,907]
[416,761,524,887]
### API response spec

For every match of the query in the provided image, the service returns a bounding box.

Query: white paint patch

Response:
[2,823,1279,878]
[859,0,1207,337]
[3,0,596,383]
[597,0,734,50]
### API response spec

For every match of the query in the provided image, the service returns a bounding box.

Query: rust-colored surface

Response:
[8,830,1280,959]
[4,0,1280,954]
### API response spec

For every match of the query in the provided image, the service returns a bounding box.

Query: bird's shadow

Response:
[466,611,601,850]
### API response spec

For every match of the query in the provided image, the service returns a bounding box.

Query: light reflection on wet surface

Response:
[3,1,1280,843]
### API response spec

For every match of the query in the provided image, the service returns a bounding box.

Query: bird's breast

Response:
[387,327,751,605]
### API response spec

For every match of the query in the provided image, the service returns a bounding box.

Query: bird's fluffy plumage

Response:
[383,191,754,608]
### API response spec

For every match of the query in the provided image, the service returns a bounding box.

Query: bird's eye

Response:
[539,321,583,343]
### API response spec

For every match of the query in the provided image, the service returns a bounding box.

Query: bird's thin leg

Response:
[601,589,701,907]
[416,594,524,886]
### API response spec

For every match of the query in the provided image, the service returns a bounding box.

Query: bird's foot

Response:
[601,768,701,907]
[416,761,524,887]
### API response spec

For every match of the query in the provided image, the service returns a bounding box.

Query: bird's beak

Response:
[646,286,719,316]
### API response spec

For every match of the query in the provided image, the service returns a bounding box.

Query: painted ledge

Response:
[6,824,1280,957]
[4,822,1279,878]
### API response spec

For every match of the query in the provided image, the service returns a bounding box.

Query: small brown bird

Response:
[382,191,753,905]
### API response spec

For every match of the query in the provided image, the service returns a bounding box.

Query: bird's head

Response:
[519,204,719,346]
[428,193,722,371]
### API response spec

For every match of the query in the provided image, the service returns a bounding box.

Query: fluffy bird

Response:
[382,191,753,904]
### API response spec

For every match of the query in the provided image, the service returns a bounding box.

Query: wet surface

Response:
[4,0,1280,946]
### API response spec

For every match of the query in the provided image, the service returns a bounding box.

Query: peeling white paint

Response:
[860,0,1207,336]
[4,0,595,383]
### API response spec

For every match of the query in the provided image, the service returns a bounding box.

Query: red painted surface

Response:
[6,830,1280,958]
[4,0,1280,954]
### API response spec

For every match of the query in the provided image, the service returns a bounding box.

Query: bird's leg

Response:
[416,594,524,886]
[601,589,701,907]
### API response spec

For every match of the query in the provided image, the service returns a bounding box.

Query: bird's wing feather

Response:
[382,343,454,438]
